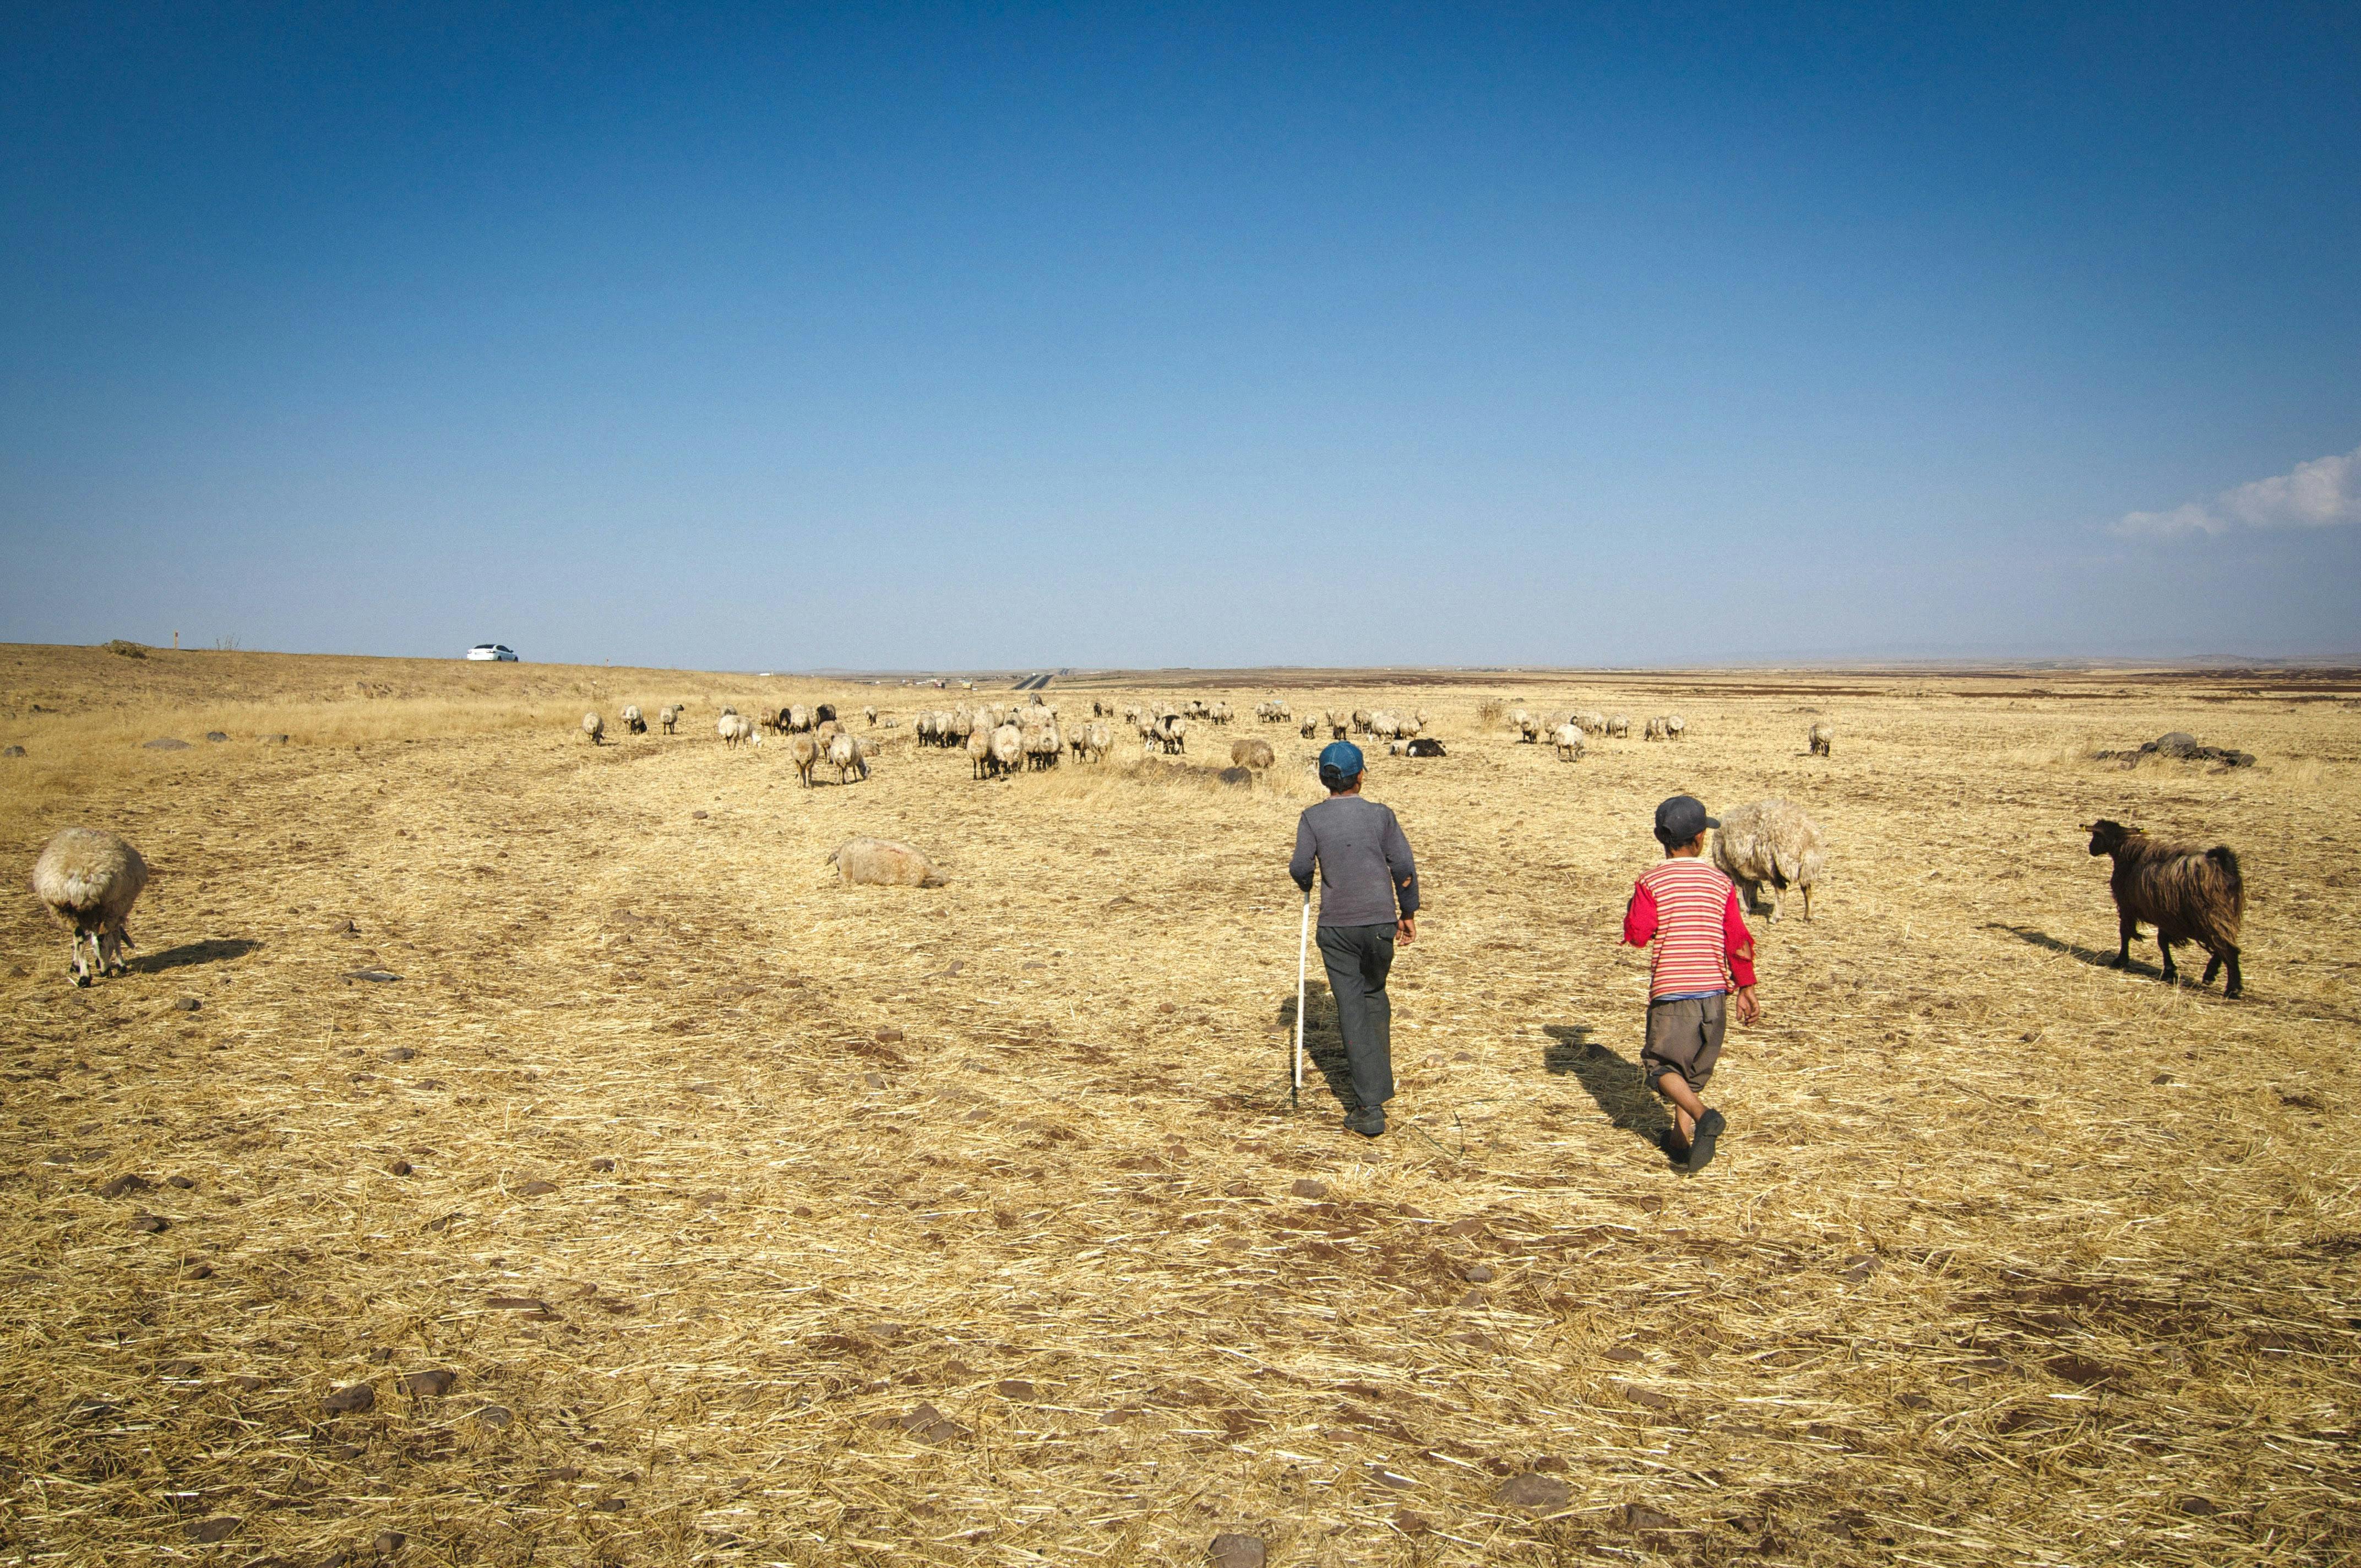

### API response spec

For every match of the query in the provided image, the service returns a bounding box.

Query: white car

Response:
[466,644,519,662]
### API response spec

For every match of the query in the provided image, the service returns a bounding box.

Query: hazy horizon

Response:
[4,7,2356,668]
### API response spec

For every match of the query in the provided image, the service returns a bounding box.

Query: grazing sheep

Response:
[990,723,1024,777]
[828,730,869,783]
[2087,820,2244,997]
[1644,716,1670,742]
[582,711,605,744]
[864,706,878,726]
[1712,799,1827,922]
[1552,723,1584,761]
[1606,714,1631,739]
[1808,722,1834,756]
[1299,717,1318,738]
[30,827,149,987]
[621,704,646,735]
[1406,737,1446,758]
[718,714,744,747]
[787,704,812,733]
[828,837,948,888]
[1231,737,1275,770]
[787,732,820,786]
[1665,715,1687,741]
[1075,721,1112,763]
[965,728,993,779]
[1578,710,1607,736]
[1518,716,1543,743]
[815,704,837,724]
[1158,716,1188,755]
[659,705,678,734]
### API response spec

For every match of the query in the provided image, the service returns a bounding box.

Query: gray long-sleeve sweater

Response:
[1290,794,1420,927]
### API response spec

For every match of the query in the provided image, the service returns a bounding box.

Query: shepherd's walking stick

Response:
[1293,888,1310,1109]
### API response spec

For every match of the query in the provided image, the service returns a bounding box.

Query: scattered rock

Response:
[130,1212,168,1233]
[1617,1503,1682,1533]
[1,746,22,758]
[143,737,191,750]
[1368,1464,1416,1489]
[519,1179,557,1196]
[1495,1472,1570,1512]
[1840,1254,1879,1283]
[384,1046,415,1061]
[388,1159,413,1177]
[997,1379,1037,1401]
[1290,1179,1328,1199]
[2093,732,2255,767]
[186,1515,242,1543]
[172,997,201,1012]
[1217,766,1254,787]
[97,1173,153,1198]
[1393,1506,1432,1536]
[472,1404,514,1428]
[876,1027,904,1043]
[421,1212,460,1233]
[589,1157,615,1172]
[2176,1495,2218,1516]
[592,1496,628,1512]
[166,1174,195,1189]
[1208,1533,1267,1568]
[1444,1217,1486,1237]
[1463,1264,1496,1283]
[692,810,708,819]
[397,1369,458,1397]
[321,1383,376,1415]
[488,1296,548,1311]
[204,731,229,743]
[344,968,401,983]
[1603,1346,1644,1363]
[1614,1381,1675,1410]
[891,1401,970,1442]
[374,1529,407,1554]
[1897,1392,1934,1409]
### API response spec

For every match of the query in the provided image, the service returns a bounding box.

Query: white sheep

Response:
[659,705,678,734]
[989,723,1024,777]
[1712,799,1828,922]
[1644,716,1670,742]
[1606,714,1631,739]
[1808,722,1834,756]
[965,728,993,779]
[787,732,820,786]
[828,729,869,784]
[1666,714,1687,741]
[582,711,605,744]
[621,704,646,735]
[864,705,878,726]
[1552,723,1585,762]
[828,837,947,888]
[31,827,149,987]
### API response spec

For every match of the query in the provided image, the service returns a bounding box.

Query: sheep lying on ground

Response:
[1406,737,1446,758]
[829,837,947,887]
[828,730,870,783]
[581,711,605,744]
[31,827,149,987]
[1808,722,1834,756]
[621,704,646,734]
[659,705,678,734]
[2087,819,2244,997]
[1552,723,1584,761]
[1712,799,1827,921]
[1231,737,1275,770]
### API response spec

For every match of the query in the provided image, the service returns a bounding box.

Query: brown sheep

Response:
[30,827,149,987]
[828,838,947,888]
[2086,820,2244,998]
[1230,737,1275,770]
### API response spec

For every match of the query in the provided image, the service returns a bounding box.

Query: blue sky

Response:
[4,4,2356,669]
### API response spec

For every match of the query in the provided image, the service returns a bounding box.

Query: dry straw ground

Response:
[2,643,2357,1567]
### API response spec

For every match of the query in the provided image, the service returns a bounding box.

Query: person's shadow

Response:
[1275,981,1359,1108]
[1543,1023,1673,1155]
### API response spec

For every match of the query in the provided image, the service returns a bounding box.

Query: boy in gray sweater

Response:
[1288,742,1421,1137]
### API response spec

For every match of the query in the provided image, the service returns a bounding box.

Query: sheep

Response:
[1518,716,1543,743]
[2086,820,2244,997]
[787,704,812,733]
[1023,721,1062,771]
[966,727,994,780]
[1158,716,1188,755]
[828,837,948,888]
[30,827,149,987]
[864,706,878,726]
[1808,722,1834,756]
[787,732,820,786]
[1386,739,1408,756]
[582,711,605,744]
[1552,723,1585,761]
[1644,716,1670,742]
[990,723,1024,777]
[1579,710,1607,737]
[828,729,869,784]
[659,705,678,735]
[1606,714,1631,738]
[1406,737,1446,758]
[1299,717,1318,738]
[1352,709,1373,736]
[622,704,646,735]
[1231,737,1275,770]
[1074,721,1111,763]
[718,714,744,747]
[1712,799,1827,922]
[1509,707,1531,732]
[1666,715,1687,741]
[815,704,837,724]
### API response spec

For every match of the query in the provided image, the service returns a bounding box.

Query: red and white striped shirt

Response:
[1623,857,1756,1000]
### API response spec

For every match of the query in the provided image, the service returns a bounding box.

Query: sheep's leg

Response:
[1800,884,1813,921]
[2157,938,2179,984]
[2111,911,2138,968]
[70,930,92,986]
[2201,952,2221,987]
[2222,950,2242,999]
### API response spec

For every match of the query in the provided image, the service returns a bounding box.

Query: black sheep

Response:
[2086,819,2245,998]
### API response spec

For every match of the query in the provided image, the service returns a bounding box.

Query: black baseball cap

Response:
[1653,794,1718,845]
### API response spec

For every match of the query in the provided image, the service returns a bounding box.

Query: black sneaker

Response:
[1345,1106,1386,1139]
[1685,1109,1727,1173]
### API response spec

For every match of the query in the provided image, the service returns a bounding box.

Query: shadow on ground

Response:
[1275,982,1357,1109]
[130,938,263,974]
[1542,1022,1672,1155]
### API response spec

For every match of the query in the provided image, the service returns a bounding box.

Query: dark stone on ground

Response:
[472,1403,513,1428]
[345,968,401,982]
[97,1173,153,1197]
[997,1379,1037,1401]
[373,1529,407,1554]
[130,1212,168,1233]
[143,737,191,750]
[166,1174,195,1189]
[186,1515,241,1543]
[1618,1503,1682,1532]
[172,997,201,1011]
[1217,766,1253,786]
[1604,1346,1644,1363]
[1,746,22,758]
[204,731,229,743]
[519,1179,557,1195]
[2094,732,2255,767]
[322,1383,376,1414]
[1496,1473,1571,1511]
[1290,1178,1328,1199]
[397,1368,458,1397]
[384,1046,415,1060]
[589,1157,615,1172]
[388,1159,412,1176]
[1208,1533,1267,1568]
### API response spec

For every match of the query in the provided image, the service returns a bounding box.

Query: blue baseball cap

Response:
[1319,741,1365,787]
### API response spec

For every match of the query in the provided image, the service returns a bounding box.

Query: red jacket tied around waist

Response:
[1624,858,1756,999]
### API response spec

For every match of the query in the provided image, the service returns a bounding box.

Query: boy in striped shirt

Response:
[1622,795,1759,1172]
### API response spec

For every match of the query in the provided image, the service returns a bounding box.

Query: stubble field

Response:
[1,643,2357,1567]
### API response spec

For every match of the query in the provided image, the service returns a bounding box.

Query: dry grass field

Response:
[2,642,2357,1567]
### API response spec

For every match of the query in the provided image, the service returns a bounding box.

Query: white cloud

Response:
[2118,444,2361,537]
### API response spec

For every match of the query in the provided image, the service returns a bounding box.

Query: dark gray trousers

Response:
[1316,921,1397,1110]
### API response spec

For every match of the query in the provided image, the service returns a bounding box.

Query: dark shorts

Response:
[1641,994,1726,1097]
